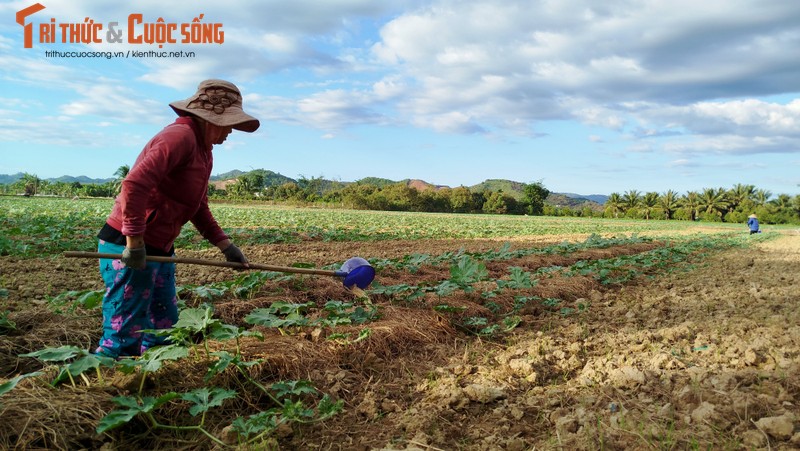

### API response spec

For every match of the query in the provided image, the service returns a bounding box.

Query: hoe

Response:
[64,252,375,289]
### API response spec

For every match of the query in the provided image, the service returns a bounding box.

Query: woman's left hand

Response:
[221,243,249,268]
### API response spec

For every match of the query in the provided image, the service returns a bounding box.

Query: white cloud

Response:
[60,82,169,124]
[0,54,77,87]
[626,98,800,155]
[688,99,800,134]
[372,76,406,100]
[574,105,625,130]
[363,0,800,142]
[413,111,485,134]
[661,134,794,155]
[296,89,388,130]
[259,33,298,54]
[138,59,217,90]
[668,159,693,167]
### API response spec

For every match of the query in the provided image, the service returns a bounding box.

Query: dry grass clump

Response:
[0,378,112,450]
[236,305,455,379]
[0,306,98,377]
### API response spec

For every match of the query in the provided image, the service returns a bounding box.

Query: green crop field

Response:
[1,195,792,450]
[0,196,762,258]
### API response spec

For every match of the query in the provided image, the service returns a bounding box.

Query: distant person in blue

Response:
[747,214,760,234]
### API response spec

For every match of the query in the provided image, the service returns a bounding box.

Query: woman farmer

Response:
[94,79,258,358]
[747,214,760,234]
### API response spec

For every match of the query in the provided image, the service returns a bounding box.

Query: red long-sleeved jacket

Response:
[105,117,228,252]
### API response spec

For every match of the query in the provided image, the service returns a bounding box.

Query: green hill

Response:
[213,169,295,187]
[354,177,398,188]
[210,170,247,181]
[469,179,527,199]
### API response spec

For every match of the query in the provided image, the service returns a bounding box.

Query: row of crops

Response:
[0,197,749,257]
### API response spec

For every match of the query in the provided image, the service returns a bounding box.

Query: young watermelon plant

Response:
[19,345,115,386]
[7,303,344,448]
[94,307,342,447]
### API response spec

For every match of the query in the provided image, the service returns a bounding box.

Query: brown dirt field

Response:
[1,232,799,450]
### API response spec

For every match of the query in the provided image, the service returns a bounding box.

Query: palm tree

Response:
[754,189,772,207]
[605,192,623,218]
[681,191,700,221]
[20,173,41,196]
[698,187,729,219]
[771,194,792,210]
[622,190,641,211]
[640,192,660,220]
[113,164,130,195]
[230,176,254,199]
[659,190,680,220]
[727,183,755,213]
[792,195,800,217]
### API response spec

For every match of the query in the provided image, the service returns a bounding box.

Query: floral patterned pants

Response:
[95,240,179,358]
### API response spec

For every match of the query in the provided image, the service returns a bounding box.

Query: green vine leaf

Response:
[97,393,178,434]
[180,387,238,416]
[270,380,317,398]
[137,344,190,373]
[0,372,42,398]
[20,345,82,362]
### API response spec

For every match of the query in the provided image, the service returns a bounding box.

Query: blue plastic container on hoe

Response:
[334,257,376,289]
[63,252,376,290]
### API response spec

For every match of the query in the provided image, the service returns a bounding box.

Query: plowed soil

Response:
[1,232,799,450]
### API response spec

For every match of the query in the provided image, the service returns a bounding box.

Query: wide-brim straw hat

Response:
[170,79,259,132]
[748,214,757,219]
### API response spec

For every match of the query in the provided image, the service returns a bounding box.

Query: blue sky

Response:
[2,0,799,197]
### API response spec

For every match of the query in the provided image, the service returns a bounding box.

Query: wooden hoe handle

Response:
[62,251,339,277]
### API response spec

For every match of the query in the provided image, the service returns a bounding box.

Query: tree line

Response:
[601,186,799,224]
[0,169,126,199]
[3,169,799,224]
[208,170,800,224]
[215,170,553,216]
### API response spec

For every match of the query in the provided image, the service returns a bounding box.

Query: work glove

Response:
[122,246,147,270]
[222,243,249,267]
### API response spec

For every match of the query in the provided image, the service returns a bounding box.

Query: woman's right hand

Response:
[122,246,146,269]
[123,235,147,269]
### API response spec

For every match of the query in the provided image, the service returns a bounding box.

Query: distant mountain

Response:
[0,169,607,207]
[50,175,114,184]
[0,173,112,184]
[562,192,608,205]
[0,173,25,184]
[547,193,604,210]
[406,179,450,191]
